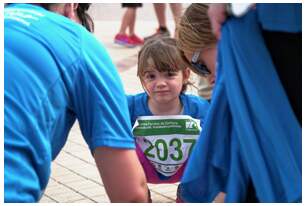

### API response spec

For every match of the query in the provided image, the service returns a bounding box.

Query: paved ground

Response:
[40,3,194,203]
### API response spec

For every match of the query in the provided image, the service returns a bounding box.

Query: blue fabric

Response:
[127,92,210,180]
[256,3,302,33]
[5,4,135,202]
[127,92,209,126]
[127,92,210,126]
[180,9,301,203]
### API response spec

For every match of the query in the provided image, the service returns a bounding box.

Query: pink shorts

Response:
[136,144,185,183]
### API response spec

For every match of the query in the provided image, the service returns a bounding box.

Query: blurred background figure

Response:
[114,3,144,48]
[176,3,301,203]
[5,3,148,203]
[145,3,182,41]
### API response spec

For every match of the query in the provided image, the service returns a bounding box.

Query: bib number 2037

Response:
[144,138,196,162]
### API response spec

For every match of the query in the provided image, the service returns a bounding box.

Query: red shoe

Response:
[129,34,144,45]
[114,33,136,48]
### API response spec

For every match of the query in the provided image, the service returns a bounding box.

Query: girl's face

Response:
[141,68,190,105]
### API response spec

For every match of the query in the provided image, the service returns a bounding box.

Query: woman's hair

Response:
[138,37,190,92]
[77,4,94,32]
[40,3,94,32]
[176,3,217,68]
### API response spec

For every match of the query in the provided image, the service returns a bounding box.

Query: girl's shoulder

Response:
[181,93,210,108]
[126,92,147,105]
[126,92,150,120]
[181,93,210,119]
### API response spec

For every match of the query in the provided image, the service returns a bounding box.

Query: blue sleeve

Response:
[71,31,135,151]
[126,94,135,125]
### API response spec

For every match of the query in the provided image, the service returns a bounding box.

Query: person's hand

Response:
[208,4,228,40]
[212,192,226,202]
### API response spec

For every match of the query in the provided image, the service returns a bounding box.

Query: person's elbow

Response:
[94,147,149,202]
[111,180,148,203]
[123,185,148,203]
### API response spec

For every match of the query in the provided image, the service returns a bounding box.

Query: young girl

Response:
[127,37,210,202]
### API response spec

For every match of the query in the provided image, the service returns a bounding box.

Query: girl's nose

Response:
[156,78,167,88]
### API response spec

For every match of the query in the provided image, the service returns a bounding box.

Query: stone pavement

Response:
[40,3,194,203]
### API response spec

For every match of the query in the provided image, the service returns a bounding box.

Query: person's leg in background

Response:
[153,3,169,32]
[127,7,136,36]
[115,4,143,47]
[115,6,136,47]
[169,3,182,38]
[144,3,170,41]
[127,4,144,46]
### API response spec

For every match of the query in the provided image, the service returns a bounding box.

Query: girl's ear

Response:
[183,67,191,83]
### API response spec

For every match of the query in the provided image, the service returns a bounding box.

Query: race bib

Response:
[132,115,201,177]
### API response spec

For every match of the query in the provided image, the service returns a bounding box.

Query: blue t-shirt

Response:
[256,3,301,32]
[4,4,134,202]
[127,92,210,127]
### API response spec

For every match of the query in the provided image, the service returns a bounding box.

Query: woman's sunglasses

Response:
[191,50,211,77]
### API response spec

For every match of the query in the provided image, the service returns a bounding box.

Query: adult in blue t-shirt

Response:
[4,3,148,203]
[176,3,301,203]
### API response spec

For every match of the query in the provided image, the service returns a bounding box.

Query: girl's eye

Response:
[144,73,155,80]
[167,71,178,77]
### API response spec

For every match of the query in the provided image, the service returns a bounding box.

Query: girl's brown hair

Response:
[137,37,190,92]
[176,4,217,70]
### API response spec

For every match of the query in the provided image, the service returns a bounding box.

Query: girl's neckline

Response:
[147,94,184,116]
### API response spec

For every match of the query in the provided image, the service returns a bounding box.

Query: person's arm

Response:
[207,3,228,40]
[213,192,226,202]
[208,3,254,39]
[72,30,148,202]
[94,147,148,202]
